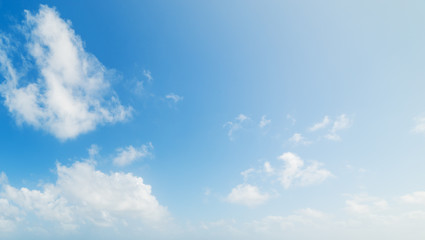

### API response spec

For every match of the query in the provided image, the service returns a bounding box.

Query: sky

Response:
[0,1,425,239]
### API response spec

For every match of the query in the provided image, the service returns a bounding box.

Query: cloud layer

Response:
[0,5,131,140]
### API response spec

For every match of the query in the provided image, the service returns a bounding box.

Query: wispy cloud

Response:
[224,114,249,140]
[413,117,425,134]
[325,114,352,141]
[344,194,388,215]
[143,70,153,82]
[0,5,131,140]
[288,133,311,145]
[401,191,425,205]
[113,143,153,166]
[259,115,271,128]
[165,93,184,103]
[309,116,330,131]
[286,114,296,125]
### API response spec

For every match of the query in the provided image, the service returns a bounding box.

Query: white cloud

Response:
[226,184,269,207]
[345,194,388,215]
[325,114,352,141]
[0,5,131,140]
[278,152,332,189]
[401,191,425,204]
[413,117,425,133]
[0,198,21,232]
[288,133,311,145]
[0,161,169,230]
[241,168,255,181]
[263,161,274,174]
[224,114,249,140]
[113,143,153,166]
[250,208,328,233]
[143,70,153,82]
[259,115,271,128]
[165,93,183,103]
[309,116,330,131]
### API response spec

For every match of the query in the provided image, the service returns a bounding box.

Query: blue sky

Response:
[0,1,425,239]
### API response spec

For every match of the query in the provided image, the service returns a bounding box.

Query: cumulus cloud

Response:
[0,5,131,140]
[325,114,352,141]
[165,93,183,103]
[113,143,153,166]
[259,115,271,128]
[309,116,330,131]
[226,184,269,207]
[0,198,21,232]
[0,161,169,231]
[224,114,249,140]
[278,152,332,189]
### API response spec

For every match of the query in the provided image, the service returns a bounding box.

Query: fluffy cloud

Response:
[0,161,169,231]
[113,143,153,166]
[309,116,330,131]
[226,184,269,207]
[0,5,131,140]
[0,198,21,232]
[278,152,332,189]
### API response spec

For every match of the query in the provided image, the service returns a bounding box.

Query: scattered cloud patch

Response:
[143,70,153,82]
[165,93,183,103]
[0,5,131,140]
[241,168,255,181]
[325,114,352,141]
[259,115,271,128]
[309,116,330,131]
[345,194,388,215]
[224,114,249,140]
[278,152,332,189]
[113,143,153,166]
[401,191,425,205]
[226,184,269,207]
[288,133,310,145]
[249,208,328,233]
[413,117,425,134]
